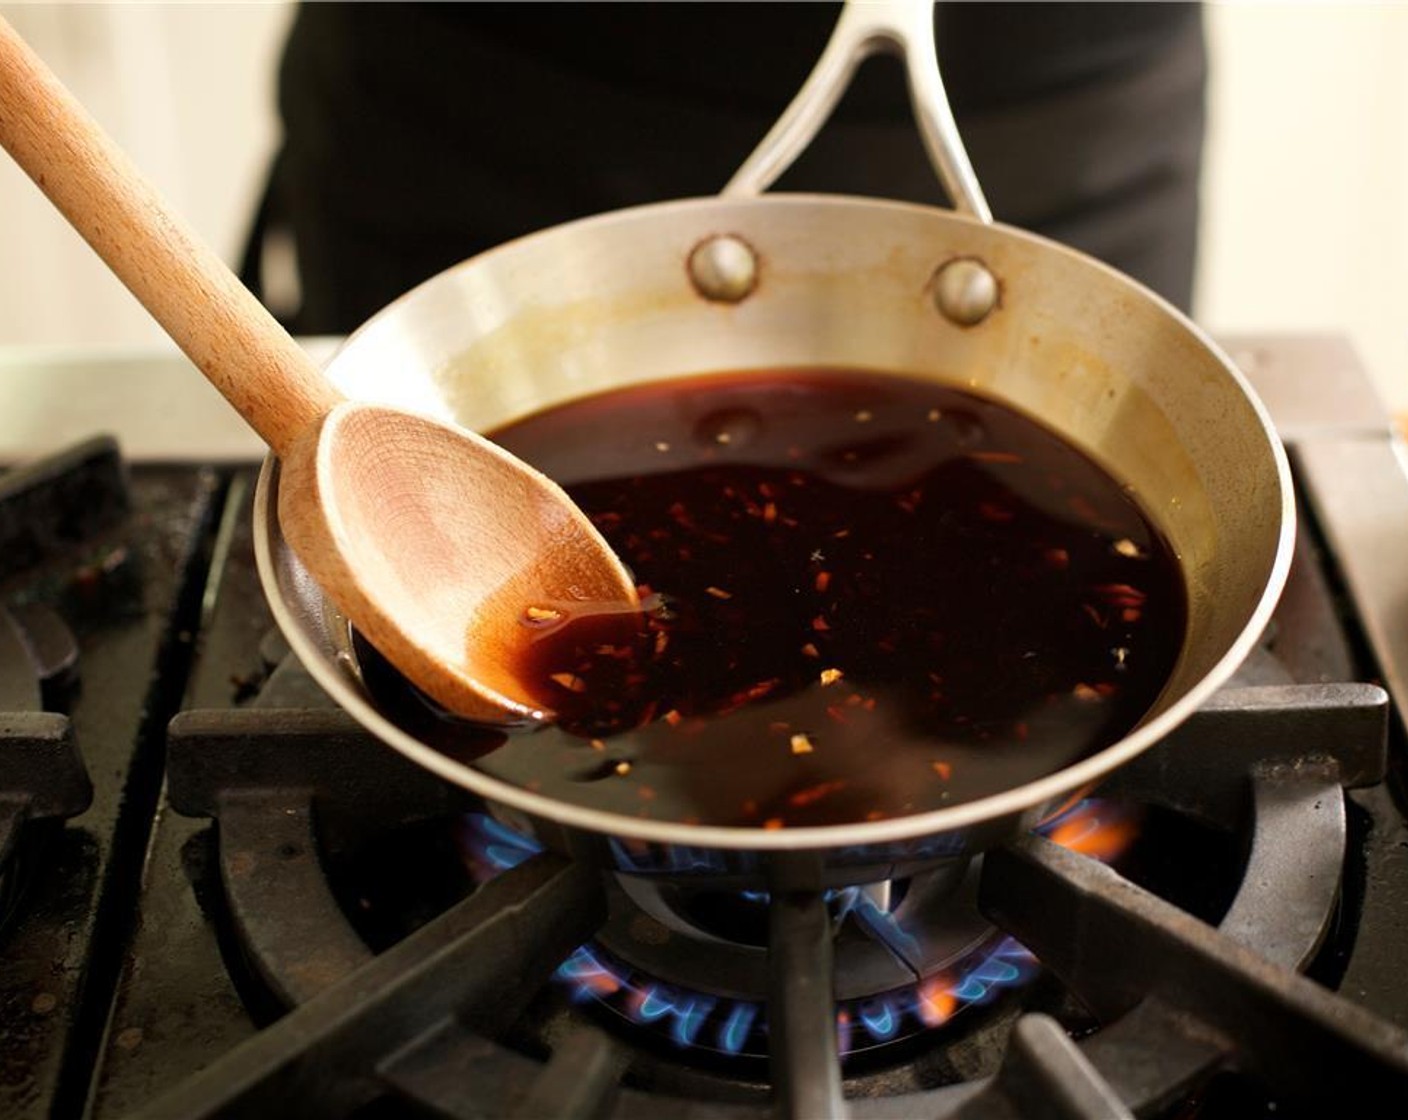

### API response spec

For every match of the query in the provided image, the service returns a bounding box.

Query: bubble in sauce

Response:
[694,407,764,450]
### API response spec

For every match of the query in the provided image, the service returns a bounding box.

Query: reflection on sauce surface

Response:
[378,369,1187,829]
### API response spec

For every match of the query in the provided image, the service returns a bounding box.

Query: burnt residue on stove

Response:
[0,438,227,1120]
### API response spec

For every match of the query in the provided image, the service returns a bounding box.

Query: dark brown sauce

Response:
[368,369,1186,829]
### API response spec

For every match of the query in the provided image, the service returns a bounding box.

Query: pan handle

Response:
[723,0,991,223]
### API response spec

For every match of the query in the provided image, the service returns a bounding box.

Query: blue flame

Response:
[858,998,899,1040]
[556,945,619,1003]
[463,798,1131,1057]
[720,1002,759,1055]
[534,930,1039,1058]
[636,984,716,1046]
[950,938,1035,1003]
[461,814,542,876]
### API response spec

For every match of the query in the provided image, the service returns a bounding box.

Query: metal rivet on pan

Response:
[933,257,999,327]
[688,235,759,303]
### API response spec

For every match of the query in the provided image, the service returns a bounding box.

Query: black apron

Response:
[248,2,1205,334]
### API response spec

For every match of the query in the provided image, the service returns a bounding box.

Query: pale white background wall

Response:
[0,3,1404,409]
[1196,3,1408,408]
[0,2,291,348]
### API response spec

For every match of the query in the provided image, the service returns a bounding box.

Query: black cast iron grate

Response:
[142,680,1408,1119]
[0,436,225,1120]
[0,440,113,915]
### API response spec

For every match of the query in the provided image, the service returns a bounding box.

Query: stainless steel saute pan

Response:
[254,1,1293,888]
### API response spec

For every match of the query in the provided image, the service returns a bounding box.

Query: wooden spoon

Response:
[0,18,639,723]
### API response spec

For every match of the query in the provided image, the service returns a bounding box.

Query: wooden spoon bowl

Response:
[280,402,636,721]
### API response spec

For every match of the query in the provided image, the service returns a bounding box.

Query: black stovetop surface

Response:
[0,439,220,1118]
[2,343,1408,1119]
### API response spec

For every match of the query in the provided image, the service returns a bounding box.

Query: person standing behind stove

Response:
[243,3,1206,335]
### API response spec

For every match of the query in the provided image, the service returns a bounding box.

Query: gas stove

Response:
[1,335,1407,1118]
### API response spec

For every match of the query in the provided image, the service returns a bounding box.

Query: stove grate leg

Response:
[983,1014,1133,1120]
[131,852,604,1119]
[982,832,1408,1110]
[767,890,846,1120]
[511,1028,626,1120]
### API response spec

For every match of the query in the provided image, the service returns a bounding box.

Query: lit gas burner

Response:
[459,800,1138,1059]
[539,933,1037,1059]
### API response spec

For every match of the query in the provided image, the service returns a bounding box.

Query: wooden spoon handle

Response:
[0,17,340,458]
